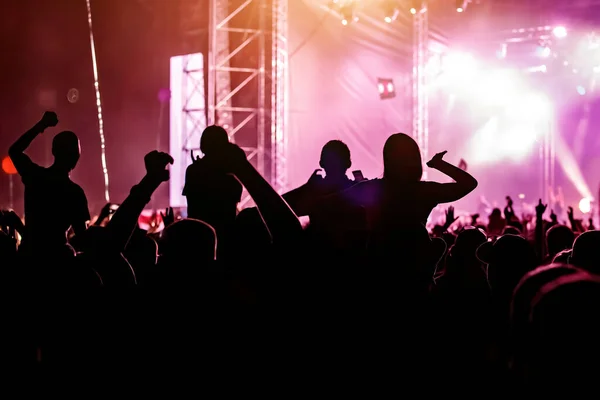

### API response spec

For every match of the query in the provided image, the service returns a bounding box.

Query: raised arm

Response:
[9,112,58,176]
[426,151,478,204]
[107,151,173,252]
[225,144,302,245]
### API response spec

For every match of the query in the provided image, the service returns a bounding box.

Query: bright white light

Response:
[384,16,392,23]
[553,26,567,38]
[579,197,592,214]
[475,69,520,106]
[387,83,394,92]
[457,7,463,12]
[505,93,551,121]
[410,7,417,14]
[440,52,478,83]
[577,85,586,95]
[378,83,385,93]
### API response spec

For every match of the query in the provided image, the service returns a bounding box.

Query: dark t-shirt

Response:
[347,179,445,226]
[182,158,242,233]
[21,163,90,247]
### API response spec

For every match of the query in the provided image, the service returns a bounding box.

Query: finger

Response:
[439,151,448,157]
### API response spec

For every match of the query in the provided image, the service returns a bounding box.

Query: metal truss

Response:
[412,1,429,178]
[206,0,289,206]
[270,0,289,193]
[169,53,206,208]
[541,116,556,201]
[208,0,265,208]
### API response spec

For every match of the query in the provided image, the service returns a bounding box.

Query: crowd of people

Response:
[1,111,599,392]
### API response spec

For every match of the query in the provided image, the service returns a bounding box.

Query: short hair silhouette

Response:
[52,131,80,171]
[383,133,423,183]
[319,140,351,171]
[200,125,229,156]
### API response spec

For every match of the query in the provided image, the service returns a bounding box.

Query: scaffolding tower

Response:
[207,0,289,201]
[412,1,429,178]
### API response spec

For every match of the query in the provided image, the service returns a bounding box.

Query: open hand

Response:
[40,111,58,128]
[144,150,174,182]
[427,151,447,169]
[535,199,547,217]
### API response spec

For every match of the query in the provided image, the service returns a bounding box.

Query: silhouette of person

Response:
[341,133,478,257]
[183,125,242,253]
[9,112,90,251]
[283,140,355,216]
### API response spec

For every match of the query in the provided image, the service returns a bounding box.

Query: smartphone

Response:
[352,170,365,182]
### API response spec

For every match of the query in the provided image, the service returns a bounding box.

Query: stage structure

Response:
[207,0,290,205]
[412,1,429,179]
[172,0,289,208]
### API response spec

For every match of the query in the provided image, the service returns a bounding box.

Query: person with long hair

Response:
[342,133,478,261]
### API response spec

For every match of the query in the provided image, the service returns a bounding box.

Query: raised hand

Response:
[0,210,24,238]
[213,143,248,174]
[307,168,323,185]
[161,207,175,227]
[443,205,459,230]
[535,199,547,217]
[567,206,574,221]
[427,151,448,169]
[39,111,58,128]
[506,196,513,207]
[471,213,480,226]
[144,151,174,182]
[95,203,117,226]
[550,209,558,222]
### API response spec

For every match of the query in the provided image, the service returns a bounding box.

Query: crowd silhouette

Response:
[1,111,599,393]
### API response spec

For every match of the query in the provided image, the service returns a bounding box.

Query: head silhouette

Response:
[319,140,351,177]
[570,230,600,273]
[546,224,574,257]
[200,125,229,156]
[52,131,80,171]
[382,133,422,183]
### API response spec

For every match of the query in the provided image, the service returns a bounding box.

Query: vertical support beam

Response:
[257,0,267,178]
[412,1,429,178]
[207,0,266,207]
[271,0,289,193]
[169,53,206,208]
[206,0,288,205]
[208,0,234,131]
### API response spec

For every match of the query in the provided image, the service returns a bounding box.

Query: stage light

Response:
[456,0,464,12]
[577,85,586,95]
[377,78,395,100]
[383,2,400,23]
[553,26,567,38]
[409,0,420,14]
[579,197,592,214]
[339,3,357,25]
